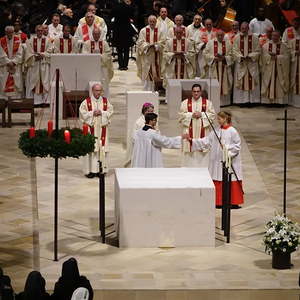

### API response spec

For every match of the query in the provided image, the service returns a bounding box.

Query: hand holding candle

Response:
[64,130,71,144]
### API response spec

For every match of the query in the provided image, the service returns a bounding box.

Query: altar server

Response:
[131,113,182,168]
[188,111,244,208]
[79,83,113,177]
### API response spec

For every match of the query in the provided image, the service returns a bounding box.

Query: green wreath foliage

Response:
[18,128,96,159]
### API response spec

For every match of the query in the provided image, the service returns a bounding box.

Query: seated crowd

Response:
[0,257,93,300]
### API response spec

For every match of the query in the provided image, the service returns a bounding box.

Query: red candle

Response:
[48,120,53,136]
[29,127,35,138]
[64,130,71,144]
[83,124,89,136]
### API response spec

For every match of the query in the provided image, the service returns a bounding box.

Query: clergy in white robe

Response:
[136,15,165,91]
[162,27,195,86]
[232,22,260,104]
[204,30,233,106]
[194,19,218,78]
[82,27,113,96]
[125,102,155,166]
[53,25,78,53]
[74,13,99,49]
[48,14,63,40]
[179,83,216,167]
[156,7,174,37]
[167,15,188,39]
[186,14,204,40]
[25,25,52,105]
[189,111,243,207]
[131,113,182,168]
[0,26,23,99]
[78,4,107,40]
[249,8,274,35]
[224,21,239,45]
[79,83,113,176]
[282,17,300,43]
[261,31,289,105]
[288,37,300,107]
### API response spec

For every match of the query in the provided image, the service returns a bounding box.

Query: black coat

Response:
[111,2,136,48]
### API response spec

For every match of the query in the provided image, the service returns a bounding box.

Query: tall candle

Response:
[29,127,35,138]
[48,120,53,136]
[83,124,89,136]
[64,130,71,144]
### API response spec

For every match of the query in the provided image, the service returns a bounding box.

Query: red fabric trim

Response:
[59,38,63,53]
[287,27,295,40]
[4,74,14,92]
[213,180,244,206]
[146,27,150,43]
[82,24,90,41]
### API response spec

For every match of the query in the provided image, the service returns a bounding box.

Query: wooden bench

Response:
[0,99,6,127]
[7,98,35,128]
[63,90,89,119]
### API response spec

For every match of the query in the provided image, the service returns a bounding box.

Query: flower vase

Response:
[272,251,292,269]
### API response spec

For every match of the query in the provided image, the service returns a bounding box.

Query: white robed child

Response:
[131,112,182,168]
[185,111,244,208]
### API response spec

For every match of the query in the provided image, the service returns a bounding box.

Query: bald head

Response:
[92,27,101,41]
[174,15,184,26]
[204,18,213,31]
[92,83,103,99]
[232,21,239,33]
[148,15,157,29]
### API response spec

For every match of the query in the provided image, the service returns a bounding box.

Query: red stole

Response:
[214,40,226,95]
[1,36,21,93]
[173,38,186,79]
[59,38,72,53]
[82,24,97,41]
[187,98,207,151]
[200,28,217,43]
[146,27,160,80]
[86,97,108,146]
[0,36,20,57]
[240,35,253,90]
[91,40,103,54]
[33,37,46,53]
[287,27,295,40]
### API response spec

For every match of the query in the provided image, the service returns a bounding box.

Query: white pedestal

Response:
[126,91,159,147]
[115,168,215,248]
[166,79,220,119]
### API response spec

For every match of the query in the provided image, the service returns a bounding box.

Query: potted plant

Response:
[263,214,300,269]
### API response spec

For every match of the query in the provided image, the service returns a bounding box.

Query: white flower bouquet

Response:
[263,214,300,254]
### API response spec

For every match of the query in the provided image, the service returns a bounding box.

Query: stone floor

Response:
[0,60,300,298]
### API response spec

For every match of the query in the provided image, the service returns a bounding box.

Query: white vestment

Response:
[79,15,107,40]
[0,35,23,99]
[82,39,114,97]
[74,23,103,51]
[131,127,181,168]
[25,36,52,104]
[249,18,274,35]
[192,126,242,181]
[48,23,63,39]
[53,36,78,53]
[194,28,218,78]
[288,38,300,107]
[179,97,215,167]
[156,17,174,37]
[162,37,195,86]
[136,26,165,91]
[232,33,260,104]
[79,95,113,174]
[204,38,233,106]
[282,26,300,44]
[261,41,289,104]
[186,23,204,40]
[167,25,189,39]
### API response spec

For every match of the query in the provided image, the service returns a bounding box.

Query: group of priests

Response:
[136,8,300,107]
[0,10,112,105]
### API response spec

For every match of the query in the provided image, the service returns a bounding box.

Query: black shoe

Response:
[216,205,222,209]
[231,205,242,209]
[85,173,95,178]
